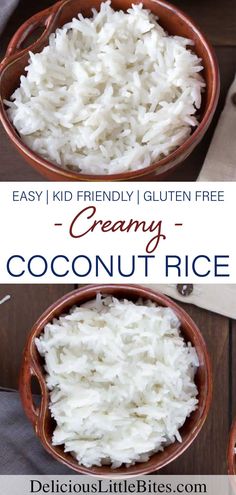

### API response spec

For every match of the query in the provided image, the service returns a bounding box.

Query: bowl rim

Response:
[0,0,220,181]
[228,419,236,475]
[19,284,213,478]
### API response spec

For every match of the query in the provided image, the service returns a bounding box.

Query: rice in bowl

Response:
[6,2,205,175]
[35,295,199,468]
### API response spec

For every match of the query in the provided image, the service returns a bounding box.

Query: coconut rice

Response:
[0,295,10,306]
[35,295,199,468]
[6,2,205,175]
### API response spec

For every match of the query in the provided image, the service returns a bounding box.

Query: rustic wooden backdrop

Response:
[0,0,236,475]
[0,0,236,180]
[0,284,234,474]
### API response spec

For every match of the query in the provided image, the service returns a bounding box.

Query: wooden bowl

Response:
[19,284,212,477]
[228,419,236,475]
[0,0,219,181]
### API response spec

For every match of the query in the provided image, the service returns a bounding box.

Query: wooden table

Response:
[0,283,235,475]
[0,0,236,181]
[0,0,235,476]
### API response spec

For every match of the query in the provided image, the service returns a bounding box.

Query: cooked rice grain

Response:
[36,295,199,468]
[6,2,204,174]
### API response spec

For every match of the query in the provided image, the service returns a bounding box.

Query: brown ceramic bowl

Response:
[0,0,219,181]
[228,419,236,475]
[19,284,212,478]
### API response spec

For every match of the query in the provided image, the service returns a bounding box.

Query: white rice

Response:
[0,295,10,305]
[35,295,199,468]
[6,2,204,175]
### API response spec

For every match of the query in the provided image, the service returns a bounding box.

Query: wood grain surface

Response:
[232,321,236,420]
[0,0,236,181]
[0,285,234,474]
[0,0,235,476]
[0,285,73,388]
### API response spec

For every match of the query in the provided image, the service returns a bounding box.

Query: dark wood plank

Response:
[175,0,236,46]
[0,1,236,182]
[160,303,229,474]
[231,321,236,421]
[0,287,231,474]
[0,134,43,182]
[0,285,73,389]
[0,0,234,473]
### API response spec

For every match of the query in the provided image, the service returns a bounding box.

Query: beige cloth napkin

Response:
[146,284,236,319]
[198,73,236,181]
